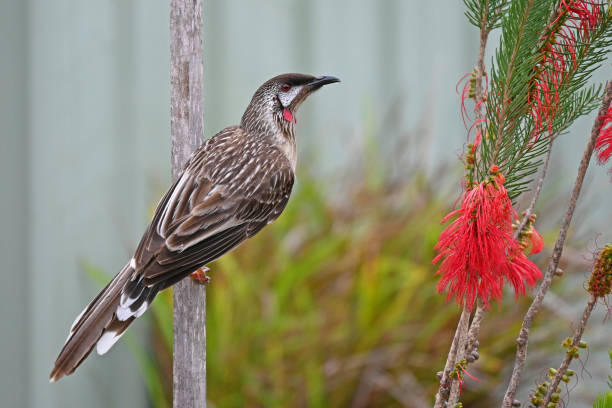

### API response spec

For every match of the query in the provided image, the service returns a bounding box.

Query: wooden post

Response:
[170,0,206,407]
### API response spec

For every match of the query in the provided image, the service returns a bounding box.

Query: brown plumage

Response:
[50,73,339,382]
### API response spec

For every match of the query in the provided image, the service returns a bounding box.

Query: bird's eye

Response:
[281,83,291,92]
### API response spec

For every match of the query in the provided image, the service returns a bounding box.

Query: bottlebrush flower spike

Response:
[433,166,542,309]
[565,0,602,39]
[587,243,612,298]
[595,103,612,171]
[528,0,603,143]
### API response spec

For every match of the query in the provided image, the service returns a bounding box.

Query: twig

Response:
[501,80,612,407]
[434,307,471,408]
[473,0,490,170]
[514,138,554,241]
[466,301,486,354]
[541,294,597,406]
[447,308,472,406]
[473,0,490,129]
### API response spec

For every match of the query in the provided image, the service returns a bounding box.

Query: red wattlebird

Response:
[50,73,340,382]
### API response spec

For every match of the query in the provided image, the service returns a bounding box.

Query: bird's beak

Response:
[307,75,341,91]
[287,75,340,112]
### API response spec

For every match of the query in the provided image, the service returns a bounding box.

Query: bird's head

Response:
[241,73,340,134]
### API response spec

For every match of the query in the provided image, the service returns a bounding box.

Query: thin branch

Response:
[472,0,490,170]
[501,80,612,407]
[466,301,486,354]
[474,0,490,128]
[513,137,554,241]
[541,294,598,406]
[447,308,472,406]
[434,307,471,408]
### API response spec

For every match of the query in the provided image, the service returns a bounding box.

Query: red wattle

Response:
[283,108,294,123]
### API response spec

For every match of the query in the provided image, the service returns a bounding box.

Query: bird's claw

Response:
[189,267,211,285]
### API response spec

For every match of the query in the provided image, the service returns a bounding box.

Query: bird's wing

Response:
[130,126,294,290]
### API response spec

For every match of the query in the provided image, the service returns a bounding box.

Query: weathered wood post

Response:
[170,0,206,407]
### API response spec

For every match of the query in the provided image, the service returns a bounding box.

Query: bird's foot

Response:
[189,267,211,285]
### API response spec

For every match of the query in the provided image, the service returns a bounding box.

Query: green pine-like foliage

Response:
[464,0,612,200]
[463,0,509,31]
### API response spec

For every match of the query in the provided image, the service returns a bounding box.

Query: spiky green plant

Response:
[463,0,612,199]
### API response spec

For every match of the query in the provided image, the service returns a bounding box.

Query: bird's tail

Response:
[49,262,136,382]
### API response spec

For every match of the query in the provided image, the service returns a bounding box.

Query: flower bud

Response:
[588,244,612,297]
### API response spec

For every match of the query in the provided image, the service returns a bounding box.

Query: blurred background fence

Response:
[1,1,611,407]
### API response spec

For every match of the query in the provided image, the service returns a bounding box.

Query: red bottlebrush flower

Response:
[528,0,603,143]
[595,104,612,169]
[565,0,602,39]
[433,167,542,309]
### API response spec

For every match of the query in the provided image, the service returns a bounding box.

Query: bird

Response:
[49,73,340,382]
